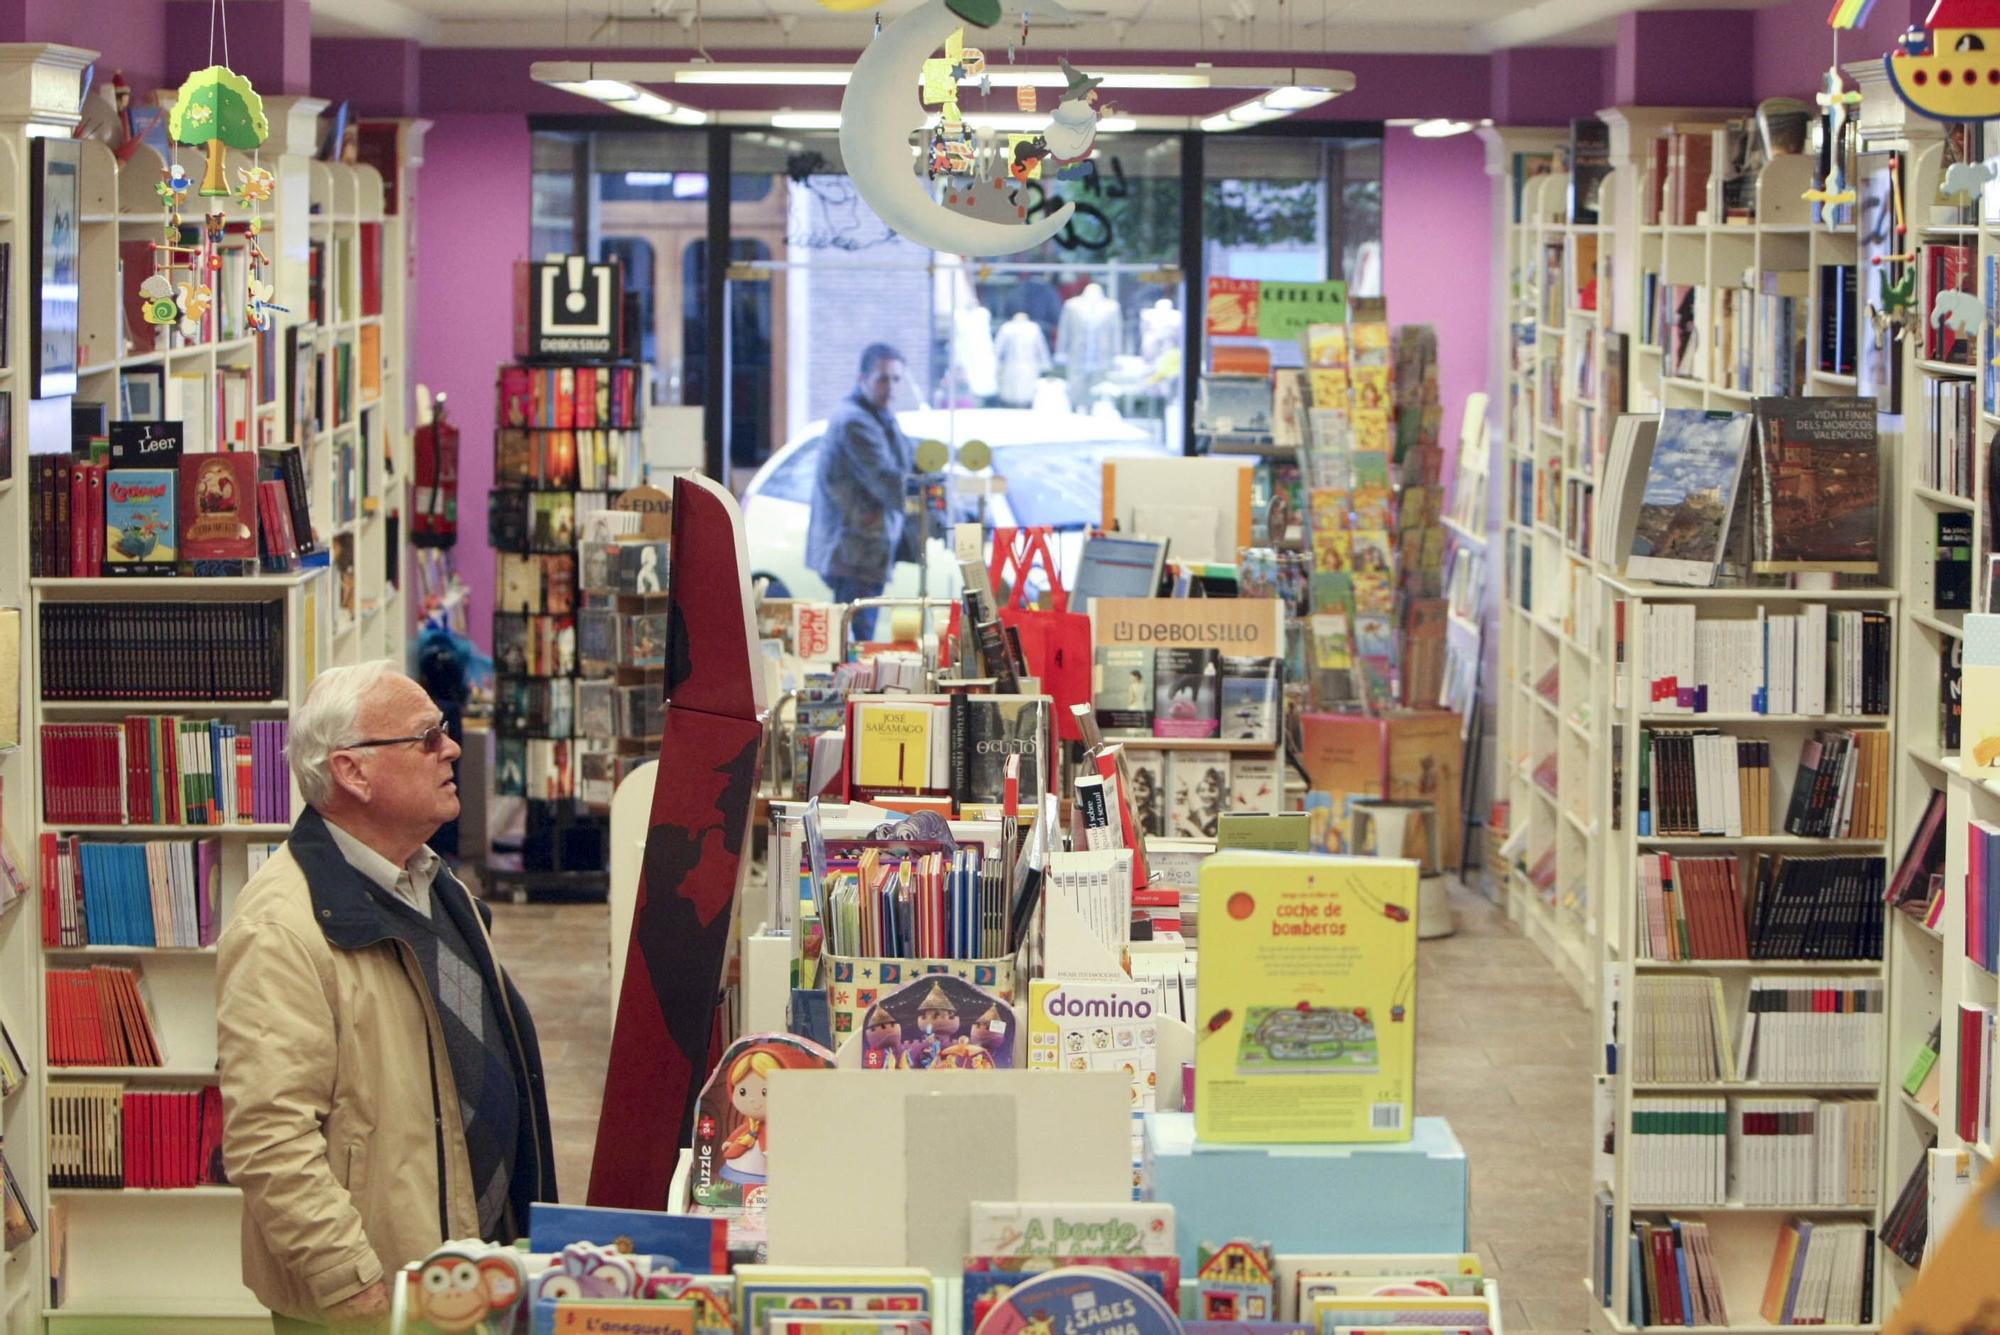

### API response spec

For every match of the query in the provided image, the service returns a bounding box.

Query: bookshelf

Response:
[0,47,83,1335]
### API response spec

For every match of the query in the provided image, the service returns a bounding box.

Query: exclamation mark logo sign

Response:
[566,255,588,314]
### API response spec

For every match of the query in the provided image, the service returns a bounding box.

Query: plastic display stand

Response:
[1142,1114,1468,1277]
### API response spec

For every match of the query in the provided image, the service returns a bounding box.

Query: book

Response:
[1093,646,1154,737]
[1152,647,1220,739]
[40,836,222,948]
[1024,979,1164,1112]
[1218,656,1280,743]
[39,718,290,826]
[1194,852,1418,1143]
[46,1084,226,1190]
[954,695,1051,807]
[104,468,178,576]
[178,453,259,564]
[1124,748,1166,839]
[1228,755,1282,815]
[44,964,164,1066]
[1167,750,1230,839]
[1937,512,1974,611]
[966,1200,1176,1258]
[1959,614,2000,774]
[1748,396,1879,574]
[1626,409,1752,587]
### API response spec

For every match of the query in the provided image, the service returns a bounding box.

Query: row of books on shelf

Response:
[1599,1213,1875,1331]
[1621,603,1890,718]
[497,427,648,493]
[47,1082,225,1190]
[488,488,618,556]
[577,606,669,673]
[1956,1002,1997,1150]
[1628,975,1884,1085]
[1090,648,1281,743]
[501,541,670,615]
[498,362,646,432]
[1637,728,1889,841]
[492,612,584,681]
[39,600,287,702]
[38,718,293,827]
[1920,375,1978,500]
[38,836,223,949]
[1635,853,1886,962]
[26,443,320,578]
[46,964,162,1067]
[495,676,663,743]
[1627,1096,1878,1208]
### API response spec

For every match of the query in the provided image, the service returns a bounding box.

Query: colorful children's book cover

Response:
[527,1204,729,1273]
[962,1260,1179,1334]
[874,973,1015,1070]
[734,1267,932,1335]
[1962,615,2000,774]
[105,468,178,575]
[1308,371,1349,409]
[178,453,257,561]
[1026,979,1164,1109]
[688,1033,836,1211]
[767,1320,930,1335]
[1194,852,1417,1143]
[966,1201,1177,1258]
[971,1266,1181,1335]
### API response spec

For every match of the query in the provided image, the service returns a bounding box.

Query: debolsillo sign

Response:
[1088,597,1282,658]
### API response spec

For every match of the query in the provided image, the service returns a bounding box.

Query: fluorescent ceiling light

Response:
[1262,86,1334,110]
[661,105,710,126]
[1199,113,1240,133]
[771,112,843,130]
[1225,102,1287,124]
[552,79,641,101]
[668,67,1215,90]
[1410,118,1474,138]
[675,69,853,86]
[620,92,679,117]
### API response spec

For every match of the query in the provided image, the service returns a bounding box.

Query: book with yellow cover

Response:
[1194,852,1417,1144]
[848,696,950,796]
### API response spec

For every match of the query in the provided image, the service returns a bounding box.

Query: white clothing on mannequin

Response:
[1056,282,1121,400]
[953,304,998,399]
[994,311,1052,406]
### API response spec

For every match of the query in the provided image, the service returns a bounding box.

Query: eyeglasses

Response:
[343,724,448,755]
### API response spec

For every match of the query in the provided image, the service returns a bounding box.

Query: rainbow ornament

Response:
[1827,0,1877,29]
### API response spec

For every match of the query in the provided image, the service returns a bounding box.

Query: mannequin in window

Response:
[994,311,1051,407]
[1139,298,1180,399]
[1056,282,1120,402]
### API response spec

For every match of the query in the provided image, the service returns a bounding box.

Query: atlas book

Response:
[1195,851,1418,1144]
[1748,396,1879,574]
[1626,408,1752,587]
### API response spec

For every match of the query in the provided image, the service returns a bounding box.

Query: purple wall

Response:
[1614,9,1755,106]
[1381,126,1491,491]
[165,0,311,96]
[1751,0,1928,102]
[0,0,168,89]
[414,114,533,647]
[312,37,421,118]
[1493,47,1606,126]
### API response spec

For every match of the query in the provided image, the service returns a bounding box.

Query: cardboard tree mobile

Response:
[168,66,268,198]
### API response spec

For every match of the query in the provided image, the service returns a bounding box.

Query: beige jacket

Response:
[217,809,555,1320]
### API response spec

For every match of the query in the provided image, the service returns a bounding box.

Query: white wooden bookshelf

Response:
[0,47,77,1335]
[1541,92,1900,1333]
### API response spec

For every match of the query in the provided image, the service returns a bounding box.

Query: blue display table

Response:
[1142,1113,1469,1279]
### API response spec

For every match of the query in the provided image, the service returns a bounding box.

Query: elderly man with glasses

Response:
[217,660,557,1331]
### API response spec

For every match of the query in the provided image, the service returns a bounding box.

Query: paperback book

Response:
[1626,409,1752,587]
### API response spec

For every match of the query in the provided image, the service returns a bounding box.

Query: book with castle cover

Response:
[1094,646,1154,737]
[1626,409,1752,588]
[967,1201,1177,1258]
[1025,978,1165,1112]
[104,468,177,575]
[1195,852,1418,1144]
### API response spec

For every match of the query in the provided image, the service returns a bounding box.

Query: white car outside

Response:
[739,408,1175,603]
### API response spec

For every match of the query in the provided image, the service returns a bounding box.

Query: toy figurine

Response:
[862,1004,903,1069]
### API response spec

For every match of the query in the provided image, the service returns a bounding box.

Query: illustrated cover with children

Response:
[1195,852,1417,1144]
[1025,979,1163,1110]
[863,973,1016,1071]
[688,1033,836,1211]
[105,468,178,575]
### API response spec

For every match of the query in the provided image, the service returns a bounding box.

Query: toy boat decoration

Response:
[1886,0,2000,121]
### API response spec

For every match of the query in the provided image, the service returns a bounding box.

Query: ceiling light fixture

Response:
[1410,118,1474,138]
[534,60,1354,134]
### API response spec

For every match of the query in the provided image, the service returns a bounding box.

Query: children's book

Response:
[966,1201,1177,1258]
[1195,852,1418,1144]
[105,468,177,575]
[527,1204,729,1272]
[734,1266,931,1335]
[177,453,257,562]
[1025,980,1164,1110]
[970,1266,1179,1335]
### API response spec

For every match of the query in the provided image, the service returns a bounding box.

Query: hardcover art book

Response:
[177,453,257,563]
[1748,396,1879,575]
[1195,852,1418,1144]
[1626,409,1753,587]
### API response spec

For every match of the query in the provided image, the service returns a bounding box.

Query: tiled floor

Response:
[485,877,1593,1334]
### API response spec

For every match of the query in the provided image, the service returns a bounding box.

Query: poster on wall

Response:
[31,136,80,400]
[1205,278,1348,341]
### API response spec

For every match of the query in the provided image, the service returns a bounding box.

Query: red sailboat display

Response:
[587,473,769,1208]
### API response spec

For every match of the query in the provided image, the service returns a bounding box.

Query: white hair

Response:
[290,659,404,809]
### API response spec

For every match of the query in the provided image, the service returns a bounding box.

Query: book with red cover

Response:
[358,222,383,317]
[179,453,259,561]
